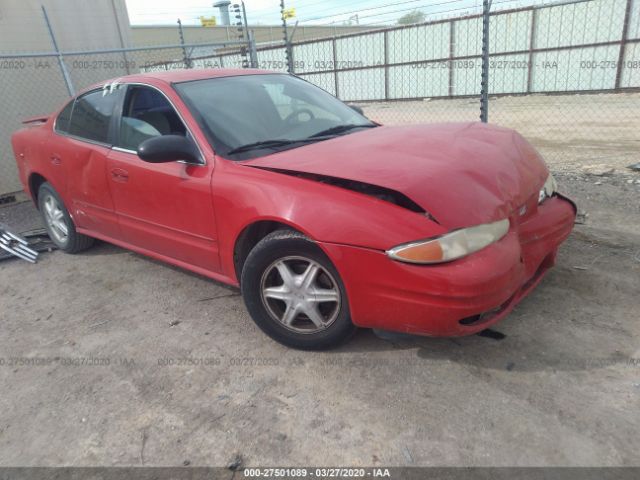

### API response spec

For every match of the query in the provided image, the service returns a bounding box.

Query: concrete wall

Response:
[0,0,131,196]
[0,0,131,53]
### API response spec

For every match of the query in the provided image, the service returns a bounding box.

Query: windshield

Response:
[174,74,375,159]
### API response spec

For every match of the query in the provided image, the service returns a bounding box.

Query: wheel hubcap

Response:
[260,256,341,334]
[43,194,69,244]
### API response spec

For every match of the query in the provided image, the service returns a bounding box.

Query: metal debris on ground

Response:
[0,226,56,263]
[0,224,39,263]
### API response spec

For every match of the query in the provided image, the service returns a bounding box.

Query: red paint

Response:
[11,69,576,337]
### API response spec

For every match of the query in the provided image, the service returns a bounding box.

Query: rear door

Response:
[48,85,124,239]
[106,83,220,272]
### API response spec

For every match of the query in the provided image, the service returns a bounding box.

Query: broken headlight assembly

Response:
[386,218,510,264]
[538,173,557,204]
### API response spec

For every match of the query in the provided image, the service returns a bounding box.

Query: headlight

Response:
[538,174,557,204]
[386,218,510,264]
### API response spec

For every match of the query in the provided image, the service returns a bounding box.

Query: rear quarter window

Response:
[68,89,119,144]
[54,100,74,134]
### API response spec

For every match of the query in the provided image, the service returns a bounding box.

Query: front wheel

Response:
[241,230,356,350]
[38,182,94,253]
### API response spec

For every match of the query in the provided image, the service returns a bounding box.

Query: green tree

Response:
[397,10,426,25]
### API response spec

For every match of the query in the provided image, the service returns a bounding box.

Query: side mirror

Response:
[137,135,201,164]
[349,104,364,115]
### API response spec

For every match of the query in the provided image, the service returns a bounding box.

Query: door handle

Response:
[111,168,129,183]
[50,155,61,166]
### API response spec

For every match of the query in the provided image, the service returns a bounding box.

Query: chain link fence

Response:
[1,0,639,197]
[0,41,249,196]
[487,0,640,172]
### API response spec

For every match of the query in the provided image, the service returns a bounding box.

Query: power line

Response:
[333,0,534,26]
[297,0,460,23]
[295,0,465,24]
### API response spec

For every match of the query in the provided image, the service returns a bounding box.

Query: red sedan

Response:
[11,69,576,349]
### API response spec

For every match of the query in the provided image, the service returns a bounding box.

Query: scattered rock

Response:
[627,162,640,172]
[183,460,191,466]
[402,446,414,463]
[594,181,602,185]
[169,320,181,327]
[506,362,515,371]
[227,453,243,471]
[575,211,588,224]
[583,165,615,176]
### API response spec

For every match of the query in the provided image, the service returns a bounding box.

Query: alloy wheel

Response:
[42,194,69,244]
[260,255,341,334]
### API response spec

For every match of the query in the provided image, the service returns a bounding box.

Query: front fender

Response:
[212,159,446,280]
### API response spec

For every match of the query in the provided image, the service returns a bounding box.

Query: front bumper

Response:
[320,195,576,336]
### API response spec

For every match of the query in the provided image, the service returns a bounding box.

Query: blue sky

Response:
[125,0,496,26]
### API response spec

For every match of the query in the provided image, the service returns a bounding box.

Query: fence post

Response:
[280,0,294,73]
[383,29,389,101]
[248,30,258,68]
[332,37,340,98]
[109,0,131,75]
[614,0,633,90]
[177,19,192,69]
[42,6,74,97]
[479,0,492,122]
[448,19,455,97]
[526,7,537,93]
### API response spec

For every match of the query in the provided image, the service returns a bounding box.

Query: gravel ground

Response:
[0,145,639,467]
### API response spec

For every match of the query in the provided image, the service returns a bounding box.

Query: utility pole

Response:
[280,0,294,74]
[240,1,257,68]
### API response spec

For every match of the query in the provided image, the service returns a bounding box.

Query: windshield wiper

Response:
[227,139,310,155]
[309,123,377,138]
[228,124,377,155]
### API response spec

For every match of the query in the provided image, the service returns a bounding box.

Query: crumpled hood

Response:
[245,122,549,229]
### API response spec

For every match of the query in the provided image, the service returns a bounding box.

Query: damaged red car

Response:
[11,70,576,349]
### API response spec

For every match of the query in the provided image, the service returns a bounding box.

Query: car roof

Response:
[83,68,281,93]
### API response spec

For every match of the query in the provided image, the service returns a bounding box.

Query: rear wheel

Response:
[241,230,356,350]
[38,182,94,253]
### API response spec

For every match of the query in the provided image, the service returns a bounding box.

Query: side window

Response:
[68,89,118,144]
[117,86,187,151]
[54,99,74,134]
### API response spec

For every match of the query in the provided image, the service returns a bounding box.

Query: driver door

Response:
[106,84,220,272]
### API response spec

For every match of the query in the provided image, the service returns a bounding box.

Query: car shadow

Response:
[333,300,634,375]
[79,241,127,256]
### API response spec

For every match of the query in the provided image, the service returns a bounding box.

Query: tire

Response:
[241,230,356,350]
[38,182,94,254]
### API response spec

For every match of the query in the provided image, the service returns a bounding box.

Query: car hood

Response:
[245,122,548,229]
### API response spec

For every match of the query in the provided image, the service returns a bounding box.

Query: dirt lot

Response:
[0,108,639,467]
[364,92,640,174]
